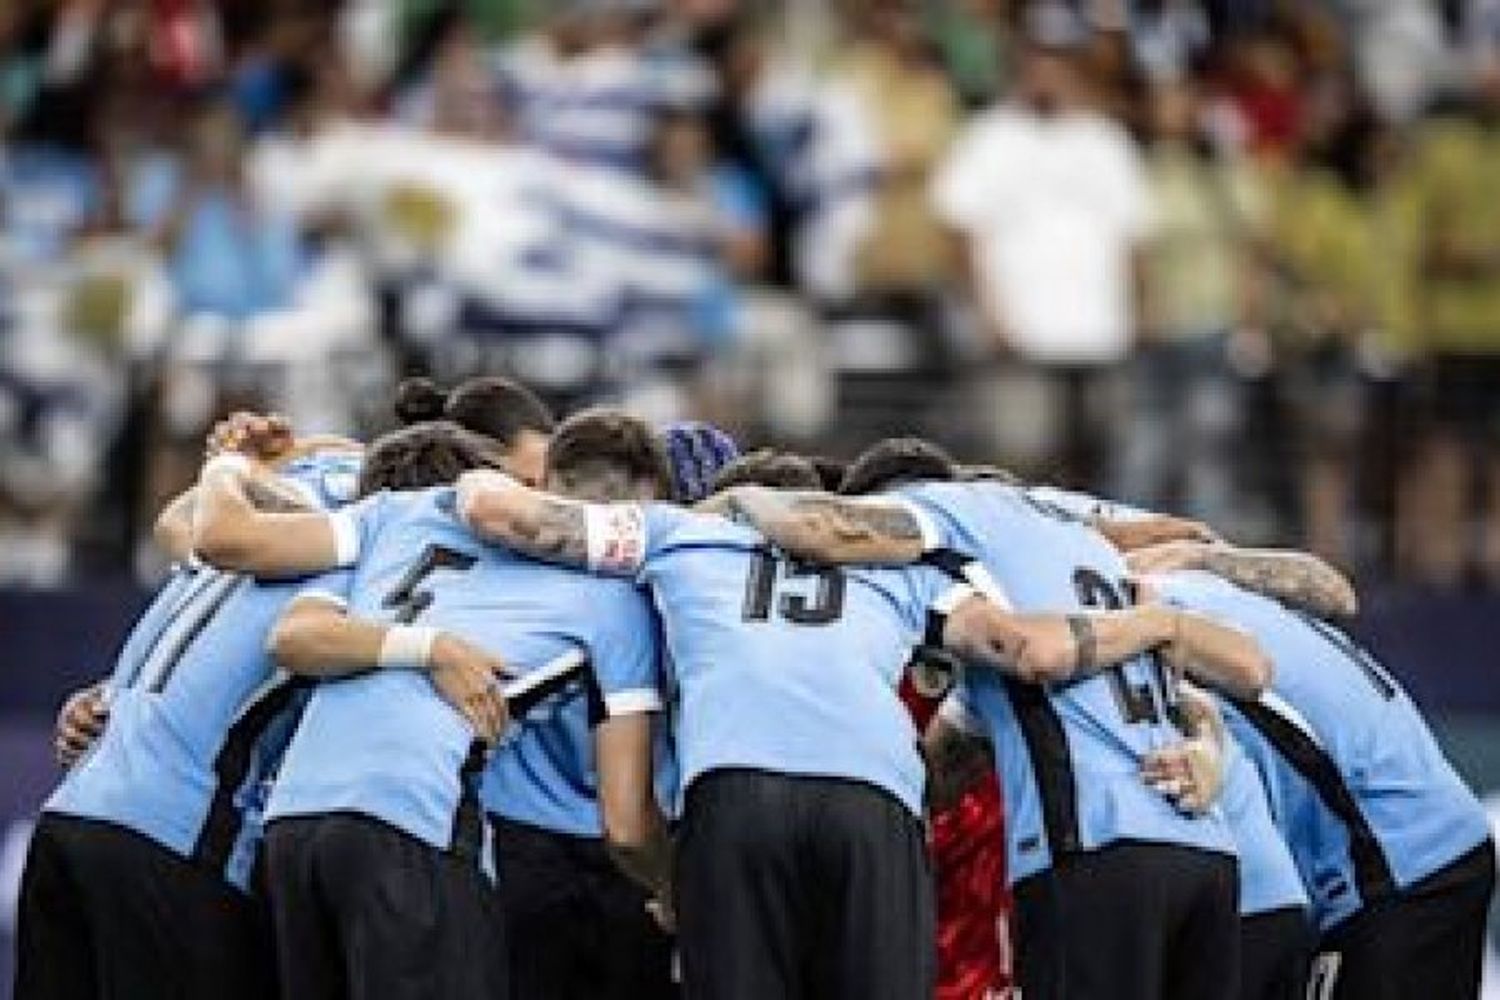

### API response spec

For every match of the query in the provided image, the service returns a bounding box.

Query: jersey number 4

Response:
[384,545,478,623]
[742,550,846,625]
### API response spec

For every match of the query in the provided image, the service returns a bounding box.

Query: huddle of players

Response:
[16,374,1496,1000]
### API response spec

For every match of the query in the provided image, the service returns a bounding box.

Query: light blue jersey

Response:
[266,487,663,868]
[1156,570,1491,930]
[46,452,362,889]
[898,480,1236,884]
[605,503,957,818]
[481,593,667,839]
[1221,735,1309,916]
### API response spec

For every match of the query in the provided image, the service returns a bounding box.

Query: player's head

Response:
[661,419,741,503]
[839,437,959,496]
[357,421,501,497]
[546,407,673,503]
[809,455,849,493]
[710,450,822,491]
[394,376,555,487]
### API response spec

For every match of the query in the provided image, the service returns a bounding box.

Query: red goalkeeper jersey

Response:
[901,677,1014,999]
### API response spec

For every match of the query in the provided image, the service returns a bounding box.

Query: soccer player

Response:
[189,412,676,1000]
[20,375,555,1000]
[452,422,1254,1000]
[715,437,1273,1000]
[1022,486,1324,1000]
[1142,554,1496,1000]
[480,414,682,1000]
[15,444,362,1000]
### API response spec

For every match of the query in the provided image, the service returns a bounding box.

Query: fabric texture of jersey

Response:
[900,479,1235,883]
[629,503,954,818]
[1221,734,1309,916]
[267,486,662,858]
[1156,569,1491,930]
[45,452,361,889]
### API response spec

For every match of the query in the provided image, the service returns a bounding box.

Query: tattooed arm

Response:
[1127,541,1358,619]
[456,471,600,571]
[713,486,931,564]
[938,594,1268,695]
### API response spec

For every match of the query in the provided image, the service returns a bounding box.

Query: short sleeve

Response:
[880,563,984,641]
[324,493,387,568]
[891,485,960,553]
[587,585,665,720]
[291,566,355,611]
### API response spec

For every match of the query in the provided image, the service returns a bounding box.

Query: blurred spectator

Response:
[554,107,760,421]
[932,7,1150,491]
[837,0,961,298]
[496,1,712,173]
[716,12,880,303]
[156,102,305,323]
[1120,73,1265,531]
[928,0,1014,110]
[1260,72,1386,568]
[1400,50,1500,587]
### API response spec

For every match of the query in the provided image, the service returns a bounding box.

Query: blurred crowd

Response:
[3,0,1500,590]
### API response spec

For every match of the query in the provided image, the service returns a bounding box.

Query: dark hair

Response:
[839,437,959,496]
[710,450,822,492]
[547,407,673,501]
[394,376,555,447]
[960,463,1022,486]
[357,421,497,497]
[809,456,849,493]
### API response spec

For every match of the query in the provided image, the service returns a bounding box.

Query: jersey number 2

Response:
[1072,567,1171,725]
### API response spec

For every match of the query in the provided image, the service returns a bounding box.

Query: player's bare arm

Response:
[1091,513,1218,553]
[269,597,510,742]
[456,470,596,569]
[1142,682,1229,815]
[191,455,345,577]
[1128,540,1359,619]
[714,486,928,564]
[940,595,1268,696]
[1150,604,1272,698]
[596,713,674,917]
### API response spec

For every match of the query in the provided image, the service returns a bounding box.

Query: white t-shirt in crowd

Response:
[932,104,1151,366]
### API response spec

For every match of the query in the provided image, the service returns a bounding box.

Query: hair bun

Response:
[393,377,450,426]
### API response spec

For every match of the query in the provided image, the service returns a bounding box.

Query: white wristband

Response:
[328,509,361,567]
[201,453,252,480]
[379,625,439,670]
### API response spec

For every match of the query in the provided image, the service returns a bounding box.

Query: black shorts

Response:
[1240,906,1313,1000]
[15,812,277,1000]
[264,813,507,1000]
[493,815,676,1000]
[1013,839,1240,1000]
[675,768,935,1000]
[1312,840,1496,1000]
